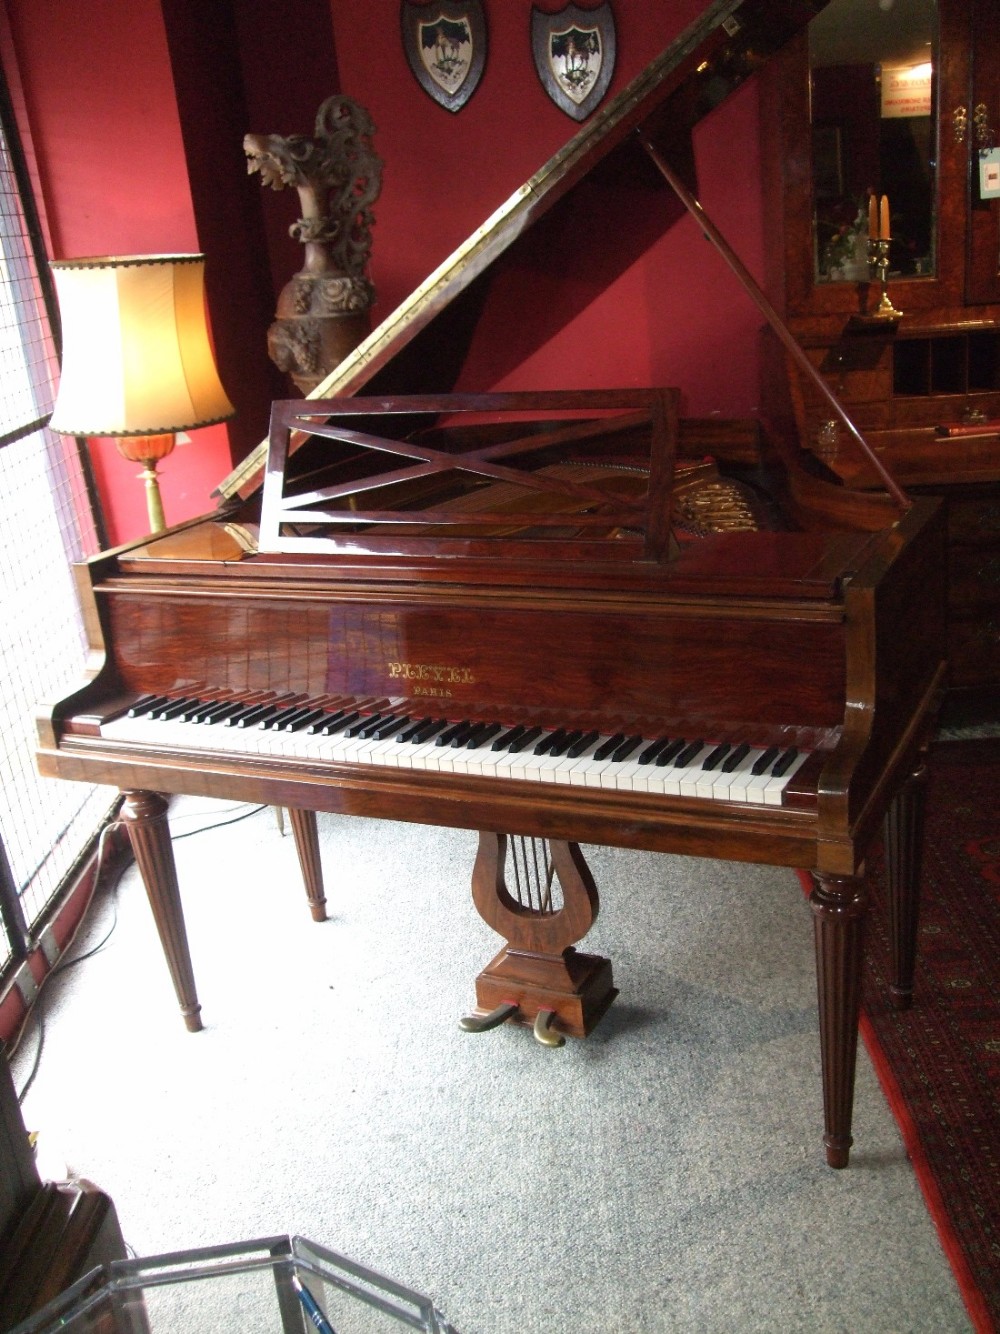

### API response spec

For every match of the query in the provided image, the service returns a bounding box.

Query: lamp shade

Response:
[49,253,234,437]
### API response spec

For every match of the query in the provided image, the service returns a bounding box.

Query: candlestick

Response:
[879,194,890,242]
[867,236,902,319]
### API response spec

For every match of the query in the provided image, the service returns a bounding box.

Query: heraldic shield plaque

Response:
[401,1,487,113]
[531,2,616,121]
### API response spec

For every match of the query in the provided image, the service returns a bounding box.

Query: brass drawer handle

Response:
[974,103,996,150]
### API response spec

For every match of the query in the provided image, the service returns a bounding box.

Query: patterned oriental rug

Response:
[803,739,999,1333]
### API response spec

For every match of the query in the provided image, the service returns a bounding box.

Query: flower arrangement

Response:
[816,197,870,279]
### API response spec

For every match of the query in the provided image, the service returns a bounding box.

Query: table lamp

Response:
[48,253,234,533]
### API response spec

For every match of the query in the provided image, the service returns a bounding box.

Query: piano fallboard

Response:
[39,497,946,878]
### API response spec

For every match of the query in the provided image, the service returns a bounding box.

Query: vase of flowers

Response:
[817,198,871,282]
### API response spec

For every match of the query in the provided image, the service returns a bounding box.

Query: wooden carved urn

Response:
[244,95,382,395]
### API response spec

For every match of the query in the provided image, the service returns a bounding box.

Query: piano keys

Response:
[98,688,820,805]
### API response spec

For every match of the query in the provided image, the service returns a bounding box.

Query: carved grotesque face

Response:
[243,134,291,189]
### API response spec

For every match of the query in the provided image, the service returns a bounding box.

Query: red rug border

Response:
[795,867,994,1333]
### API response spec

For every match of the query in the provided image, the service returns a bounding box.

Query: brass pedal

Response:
[459,1000,519,1033]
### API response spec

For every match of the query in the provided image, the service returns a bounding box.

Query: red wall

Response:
[2,0,233,545]
[3,0,769,545]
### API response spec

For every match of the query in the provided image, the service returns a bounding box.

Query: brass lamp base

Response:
[114,433,176,533]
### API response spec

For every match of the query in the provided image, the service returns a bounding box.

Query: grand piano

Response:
[37,0,946,1169]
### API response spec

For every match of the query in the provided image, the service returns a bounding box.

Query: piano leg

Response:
[809,872,866,1168]
[882,757,928,1010]
[287,808,327,921]
[119,790,203,1033]
[462,832,618,1044]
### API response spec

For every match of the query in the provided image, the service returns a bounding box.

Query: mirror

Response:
[810,0,937,283]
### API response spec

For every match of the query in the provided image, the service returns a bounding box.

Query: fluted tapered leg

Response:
[288,808,326,921]
[810,872,866,1168]
[120,790,202,1032]
[882,760,927,1009]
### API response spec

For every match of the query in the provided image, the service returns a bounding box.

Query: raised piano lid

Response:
[215,0,831,504]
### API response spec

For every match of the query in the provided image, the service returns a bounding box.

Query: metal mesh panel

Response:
[0,89,114,965]
[0,428,116,927]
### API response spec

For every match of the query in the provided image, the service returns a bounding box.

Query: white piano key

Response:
[566,736,620,786]
[762,749,810,804]
[676,745,715,797]
[722,750,772,802]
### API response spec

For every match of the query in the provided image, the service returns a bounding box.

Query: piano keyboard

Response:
[99,690,816,807]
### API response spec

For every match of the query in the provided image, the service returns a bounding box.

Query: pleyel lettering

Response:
[385,661,476,686]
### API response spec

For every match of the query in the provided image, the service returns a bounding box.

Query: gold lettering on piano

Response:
[413,685,452,698]
[387,662,476,685]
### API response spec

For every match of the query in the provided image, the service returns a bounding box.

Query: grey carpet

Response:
[11,797,970,1332]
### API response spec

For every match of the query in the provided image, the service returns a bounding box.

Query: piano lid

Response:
[217,0,831,504]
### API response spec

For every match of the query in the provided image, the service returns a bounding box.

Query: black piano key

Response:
[373,715,410,740]
[701,742,731,770]
[548,729,583,757]
[638,736,671,764]
[157,697,202,720]
[593,733,626,762]
[410,718,448,743]
[436,720,471,746]
[676,739,705,766]
[465,722,501,748]
[770,747,799,777]
[141,697,178,720]
[146,696,187,720]
[127,694,169,717]
[491,725,526,751]
[236,702,287,728]
[262,703,314,730]
[505,726,542,753]
[721,742,751,772]
[566,730,600,758]
[534,728,567,756]
[192,699,242,724]
[461,725,498,747]
[305,706,352,734]
[447,721,481,748]
[654,738,687,766]
[283,707,329,732]
[269,705,313,730]
[399,716,433,742]
[751,745,781,775]
[611,735,642,762]
[357,712,400,739]
[346,712,388,738]
[314,709,360,736]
